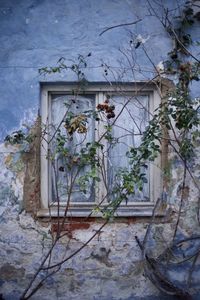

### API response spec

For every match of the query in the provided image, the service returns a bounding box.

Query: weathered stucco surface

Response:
[0,0,200,299]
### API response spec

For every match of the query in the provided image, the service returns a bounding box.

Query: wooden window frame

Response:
[38,82,162,217]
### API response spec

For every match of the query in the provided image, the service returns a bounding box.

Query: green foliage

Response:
[6,1,199,219]
[39,53,92,82]
[5,130,26,144]
[4,129,35,147]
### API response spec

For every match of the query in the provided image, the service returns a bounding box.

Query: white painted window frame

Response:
[38,82,162,217]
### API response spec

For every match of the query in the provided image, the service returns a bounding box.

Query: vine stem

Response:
[172,161,187,241]
[99,19,142,36]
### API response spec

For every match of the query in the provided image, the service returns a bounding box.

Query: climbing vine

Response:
[3,1,200,299]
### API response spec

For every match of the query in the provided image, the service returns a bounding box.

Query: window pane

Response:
[50,94,95,203]
[107,95,150,201]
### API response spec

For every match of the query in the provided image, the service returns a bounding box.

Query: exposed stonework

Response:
[0,263,25,281]
[0,127,172,299]
[22,117,41,215]
[0,0,199,299]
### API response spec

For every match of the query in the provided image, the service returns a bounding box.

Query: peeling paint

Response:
[0,0,199,299]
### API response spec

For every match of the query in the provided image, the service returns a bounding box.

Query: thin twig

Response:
[99,19,142,36]
[172,162,187,241]
[41,221,108,270]
[187,252,200,288]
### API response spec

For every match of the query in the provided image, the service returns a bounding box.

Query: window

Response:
[39,83,161,217]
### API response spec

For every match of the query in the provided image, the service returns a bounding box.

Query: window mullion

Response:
[41,89,50,209]
[95,92,108,206]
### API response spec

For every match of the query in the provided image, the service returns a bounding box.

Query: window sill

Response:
[37,202,166,218]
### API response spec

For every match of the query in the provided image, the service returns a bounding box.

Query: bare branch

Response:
[99,19,142,36]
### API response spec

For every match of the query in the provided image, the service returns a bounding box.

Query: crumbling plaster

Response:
[0,0,200,299]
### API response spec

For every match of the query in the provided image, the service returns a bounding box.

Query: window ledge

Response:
[37,203,166,218]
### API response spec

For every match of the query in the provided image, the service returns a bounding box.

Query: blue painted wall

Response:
[0,0,178,141]
[0,2,199,299]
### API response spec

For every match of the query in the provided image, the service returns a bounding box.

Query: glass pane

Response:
[50,94,95,203]
[107,94,150,201]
